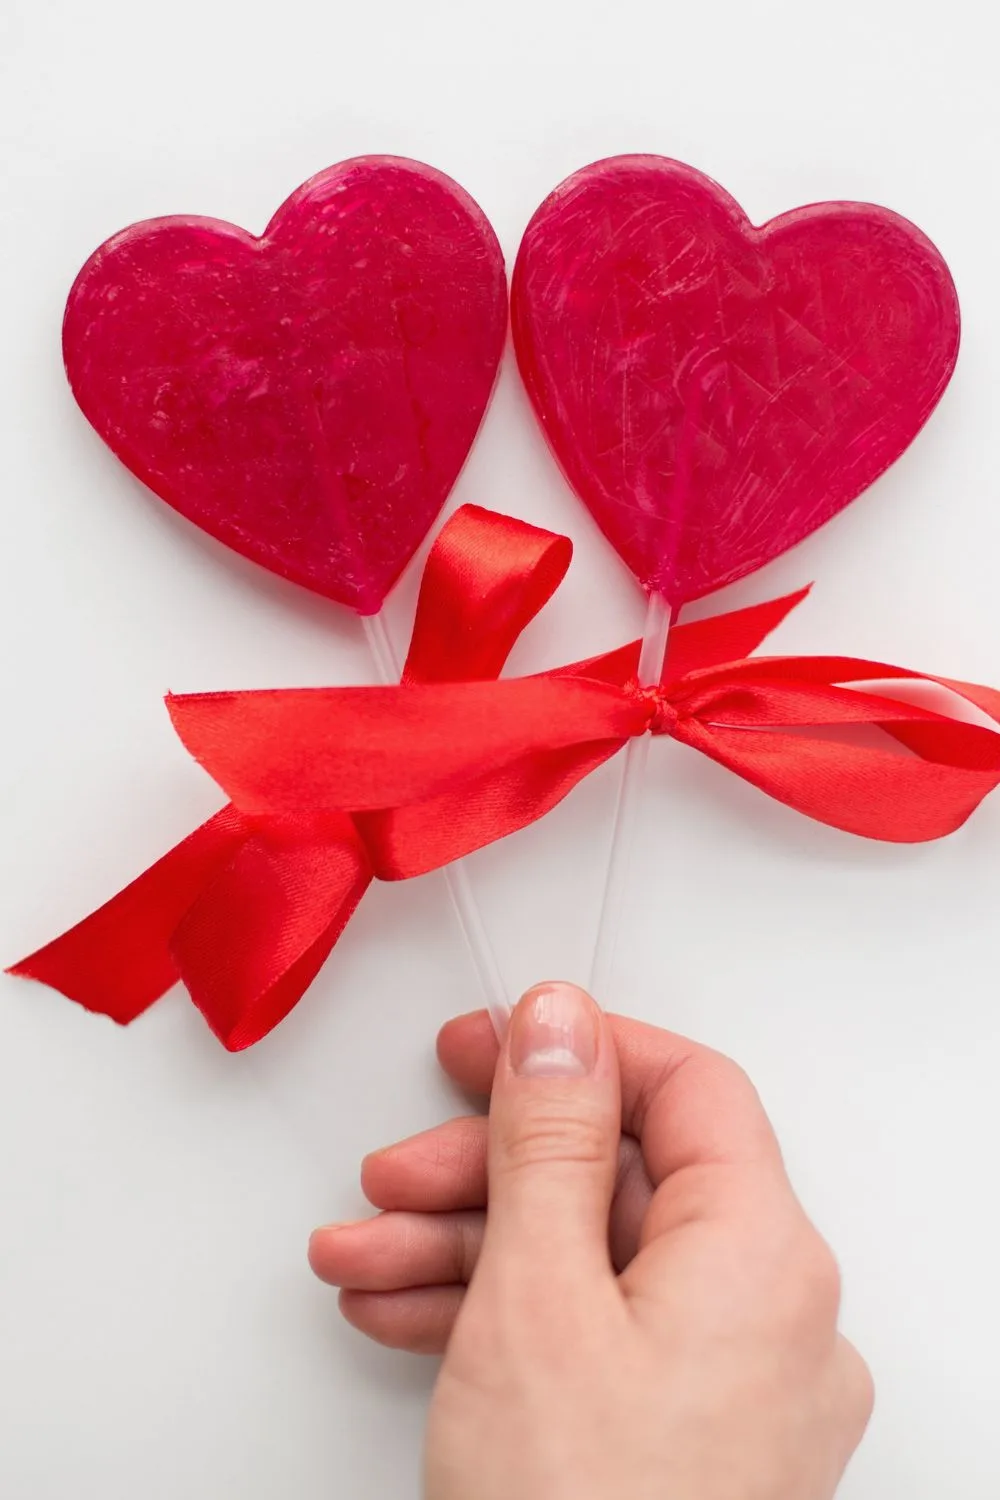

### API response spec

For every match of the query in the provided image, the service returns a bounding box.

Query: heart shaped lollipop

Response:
[512,156,960,605]
[64,157,507,613]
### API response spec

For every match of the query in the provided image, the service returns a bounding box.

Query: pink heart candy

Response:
[64,157,507,614]
[512,156,960,605]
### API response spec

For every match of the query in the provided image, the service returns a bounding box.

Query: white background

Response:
[2,0,998,1495]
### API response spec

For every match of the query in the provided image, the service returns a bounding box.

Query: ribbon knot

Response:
[11,503,1000,1051]
[634,684,680,736]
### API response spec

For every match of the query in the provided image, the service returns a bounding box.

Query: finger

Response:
[338,1286,464,1354]
[614,1017,783,1186]
[312,1146,650,1297]
[363,1114,652,1213]
[363,1117,652,1271]
[436,1009,499,1089]
[479,982,621,1292]
[361,1116,489,1212]
[440,1009,783,1185]
[609,1133,653,1272]
[309,1210,484,1291]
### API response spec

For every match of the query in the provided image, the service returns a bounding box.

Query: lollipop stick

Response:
[589,590,673,1001]
[362,611,511,1039]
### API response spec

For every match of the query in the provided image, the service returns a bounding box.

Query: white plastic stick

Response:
[362,611,511,1039]
[589,591,673,1002]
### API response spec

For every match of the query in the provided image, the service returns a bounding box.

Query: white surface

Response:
[2,1,999,1494]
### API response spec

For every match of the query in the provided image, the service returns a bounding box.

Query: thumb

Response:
[479,982,621,1288]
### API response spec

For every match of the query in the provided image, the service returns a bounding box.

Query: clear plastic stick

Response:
[362,611,511,1039]
[589,591,673,1001]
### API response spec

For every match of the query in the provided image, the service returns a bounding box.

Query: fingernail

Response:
[510,982,598,1078]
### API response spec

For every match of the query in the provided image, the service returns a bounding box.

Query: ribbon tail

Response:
[677,720,1000,842]
[7,806,248,1022]
[663,587,812,679]
[558,587,814,687]
[170,822,372,1050]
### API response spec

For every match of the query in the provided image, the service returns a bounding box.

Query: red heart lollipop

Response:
[64,157,507,614]
[512,156,960,606]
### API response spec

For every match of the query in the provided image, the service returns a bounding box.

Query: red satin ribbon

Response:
[11,504,1000,1049]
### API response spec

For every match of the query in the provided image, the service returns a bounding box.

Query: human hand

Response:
[310,983,872,1500]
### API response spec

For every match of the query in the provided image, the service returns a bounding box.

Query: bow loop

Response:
[403,504,572,684]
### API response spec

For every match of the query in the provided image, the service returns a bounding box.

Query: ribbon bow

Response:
[12,505,1000,1050]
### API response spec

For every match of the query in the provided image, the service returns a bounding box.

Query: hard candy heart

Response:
[64,157,507,614]
[512,156,960,605]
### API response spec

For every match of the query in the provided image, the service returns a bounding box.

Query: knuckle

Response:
[498,1101,609,1176]
[854,1363,877,1431]
[839,1337,876,1429]
[709,1057,780,1147]
[712,1051,756,1092]
[450,1214,483,1284]
[451,1120,488,1179]
[682,1045,757,1103]
[775,1226,843,1327]
[801,1234,842,1306]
